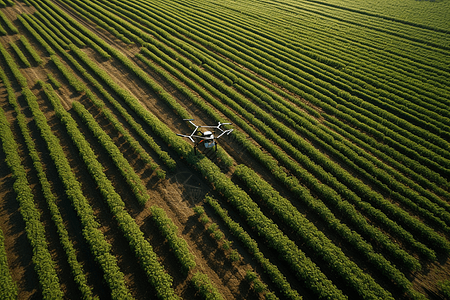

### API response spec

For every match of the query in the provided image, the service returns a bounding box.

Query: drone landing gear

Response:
[194,139,218,155]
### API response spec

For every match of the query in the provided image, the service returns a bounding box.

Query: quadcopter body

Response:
[176,119,233,152]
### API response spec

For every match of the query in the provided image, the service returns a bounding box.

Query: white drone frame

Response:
[176,119,233,152]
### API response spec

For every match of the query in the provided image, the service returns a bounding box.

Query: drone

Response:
[176,119,233,153]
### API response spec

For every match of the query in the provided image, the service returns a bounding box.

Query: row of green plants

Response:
[9,40,31,67]
[0,10,18,34]
[192,205,240,262]
[137,35,431,265]
[245,270,279,300]
[0,40,64,299]
[23,83,132,299]
[191,272,224,300]
[72,101,150,206]
[41,81,179,300]
[234,164,424,299]
[206,196,302,300]
[0,61,96,299]
[19,35,43,64]
[0,70,19,300]
[150,206,196,274]
[0,23,7,35]
[0,228,17,299]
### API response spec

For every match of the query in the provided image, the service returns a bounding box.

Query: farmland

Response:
[0,0,449,299]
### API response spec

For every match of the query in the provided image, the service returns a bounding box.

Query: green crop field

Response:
[0,0,449,299]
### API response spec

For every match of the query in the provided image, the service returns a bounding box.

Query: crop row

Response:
[0,228,16,299]
[0,59,95,299]
[41,81,179,300]
[191,272,224,300]
[0,74,19,300]
[150,206,196,274]
[9,40,31,67]
[18,35,43,64]
[0,10,17,34]
[0,40,64,299]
